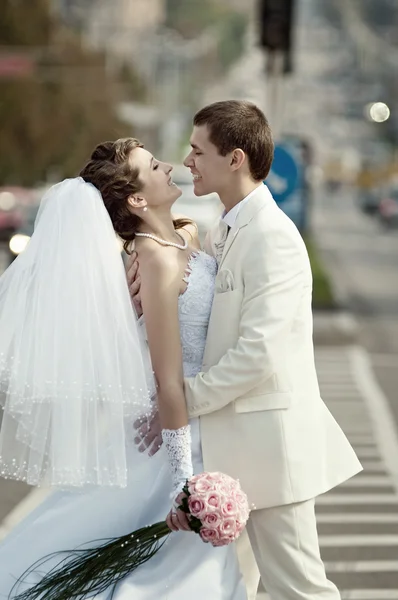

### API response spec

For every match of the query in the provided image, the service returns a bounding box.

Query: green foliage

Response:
[304,236,336,310]
[165,0,248,71]
[0,0,52,45]
[218,11,248,70]
[165,0,221,38]
[118,62,147,102]
[0,0,133,185]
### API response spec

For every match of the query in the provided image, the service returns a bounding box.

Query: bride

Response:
[0,138,247,599]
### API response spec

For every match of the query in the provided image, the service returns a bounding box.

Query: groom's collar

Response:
[222,183,263,229]
[223,184,274,232]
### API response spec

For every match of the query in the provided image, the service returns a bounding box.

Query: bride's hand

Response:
[134,408,162,456]
[166,492,191,532]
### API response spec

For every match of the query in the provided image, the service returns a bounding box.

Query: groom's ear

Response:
[230,149,246,172]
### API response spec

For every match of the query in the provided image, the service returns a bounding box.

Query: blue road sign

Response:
[265,141,307,231]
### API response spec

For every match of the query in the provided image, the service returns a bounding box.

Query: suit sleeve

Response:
[185,229,308,417]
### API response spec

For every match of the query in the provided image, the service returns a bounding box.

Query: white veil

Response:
[0,178,154,488]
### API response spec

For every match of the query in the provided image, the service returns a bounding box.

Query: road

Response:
[2,344,397,599]
[313,187,398,427]
[256,344,398,600]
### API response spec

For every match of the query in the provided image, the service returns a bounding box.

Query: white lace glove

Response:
[162,425,193,501]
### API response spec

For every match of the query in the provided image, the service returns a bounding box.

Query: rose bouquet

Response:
[13,472,250,600]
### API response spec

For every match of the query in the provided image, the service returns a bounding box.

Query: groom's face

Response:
[184,125,231,197]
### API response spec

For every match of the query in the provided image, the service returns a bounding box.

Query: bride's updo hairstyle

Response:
[80,138,191,254]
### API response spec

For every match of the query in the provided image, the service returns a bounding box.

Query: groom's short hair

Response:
[193,100,274,181]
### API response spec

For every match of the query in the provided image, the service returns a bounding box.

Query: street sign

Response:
[265,141,307,231]
[266,144,299,204]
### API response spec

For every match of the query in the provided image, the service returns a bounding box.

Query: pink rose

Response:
[187,474,201,495]
[188,497,206,519]
[212,534,235,547]
[202,512,222,530]
[220,518,237,538]
[206,491,222,510]
[221,500,238,518]
[200,528,220,543]
[193,478,214,494]
[235,521,245,535]
[205,472,220,481]
[217,482,232,496]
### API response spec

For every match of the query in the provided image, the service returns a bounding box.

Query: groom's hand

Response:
[134,408,162,456]
[126,251,142,317]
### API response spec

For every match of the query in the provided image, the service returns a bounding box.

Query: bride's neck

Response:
[138,209,177,241]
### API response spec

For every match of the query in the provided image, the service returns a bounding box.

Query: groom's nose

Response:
[183,152,193,168]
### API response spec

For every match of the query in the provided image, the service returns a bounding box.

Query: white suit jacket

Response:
[185,185,362,509]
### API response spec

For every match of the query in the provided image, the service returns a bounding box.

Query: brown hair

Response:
[193,100,274,181]
[80,138,192,254]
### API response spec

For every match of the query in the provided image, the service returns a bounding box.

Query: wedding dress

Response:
[0,251,247,600]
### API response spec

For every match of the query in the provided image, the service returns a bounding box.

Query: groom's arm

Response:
[185,229,309,417]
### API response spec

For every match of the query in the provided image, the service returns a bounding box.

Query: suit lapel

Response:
[218,185,274,268]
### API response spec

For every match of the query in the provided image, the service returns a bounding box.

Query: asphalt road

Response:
[313,186,398,428]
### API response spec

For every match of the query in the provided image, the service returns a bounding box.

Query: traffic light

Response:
[259,0,295,72]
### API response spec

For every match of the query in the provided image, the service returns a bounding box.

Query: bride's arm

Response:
[139,247,187,430]
[139,246,193,512]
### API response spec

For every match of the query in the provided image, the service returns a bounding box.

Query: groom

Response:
[129,100,362,599]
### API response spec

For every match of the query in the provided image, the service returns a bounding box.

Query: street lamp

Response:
[365,101,390,123]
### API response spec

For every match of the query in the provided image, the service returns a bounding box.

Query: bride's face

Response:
[128,147,182,209]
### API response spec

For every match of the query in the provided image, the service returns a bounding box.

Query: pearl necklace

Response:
[135,231,188,250]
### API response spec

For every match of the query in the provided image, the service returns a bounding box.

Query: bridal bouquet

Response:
[14,472,250,600]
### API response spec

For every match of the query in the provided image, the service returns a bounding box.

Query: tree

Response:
[0,0,128,185]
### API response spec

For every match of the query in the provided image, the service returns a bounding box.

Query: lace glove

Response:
[162,425,193,501]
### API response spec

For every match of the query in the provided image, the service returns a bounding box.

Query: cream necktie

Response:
[214,220,230,265]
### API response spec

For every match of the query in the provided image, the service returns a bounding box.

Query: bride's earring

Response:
[142,207,148,212]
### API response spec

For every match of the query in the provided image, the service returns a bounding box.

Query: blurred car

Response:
[171,164,222,242]
[8,204,39,259]
[378,187,398,229]
[357,189,380,215]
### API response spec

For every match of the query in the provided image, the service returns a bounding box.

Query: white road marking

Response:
[316,513,398,524]
[319,534,398,546]
[317,494,398,505]
[350,346,398,492]
[325,560,398,572]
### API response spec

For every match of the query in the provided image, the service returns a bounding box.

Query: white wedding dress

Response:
[0,251,247,600]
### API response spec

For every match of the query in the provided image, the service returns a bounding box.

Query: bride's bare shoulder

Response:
[172,214,200,250]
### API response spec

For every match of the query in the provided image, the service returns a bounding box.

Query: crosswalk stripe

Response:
[341,591,398,599]
[316,513,398,523]
[352,447,383,459]
[317,494,398,505]
[325,560,398,572]
[360,461,389,472]
[344,435,376,445]
[319,534,398,546]
[341,476,394,487]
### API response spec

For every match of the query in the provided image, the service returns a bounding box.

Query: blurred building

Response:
[53,0,165,70]
[85,0,165,61]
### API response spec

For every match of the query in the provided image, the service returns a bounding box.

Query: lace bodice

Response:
[179,252,218,377]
